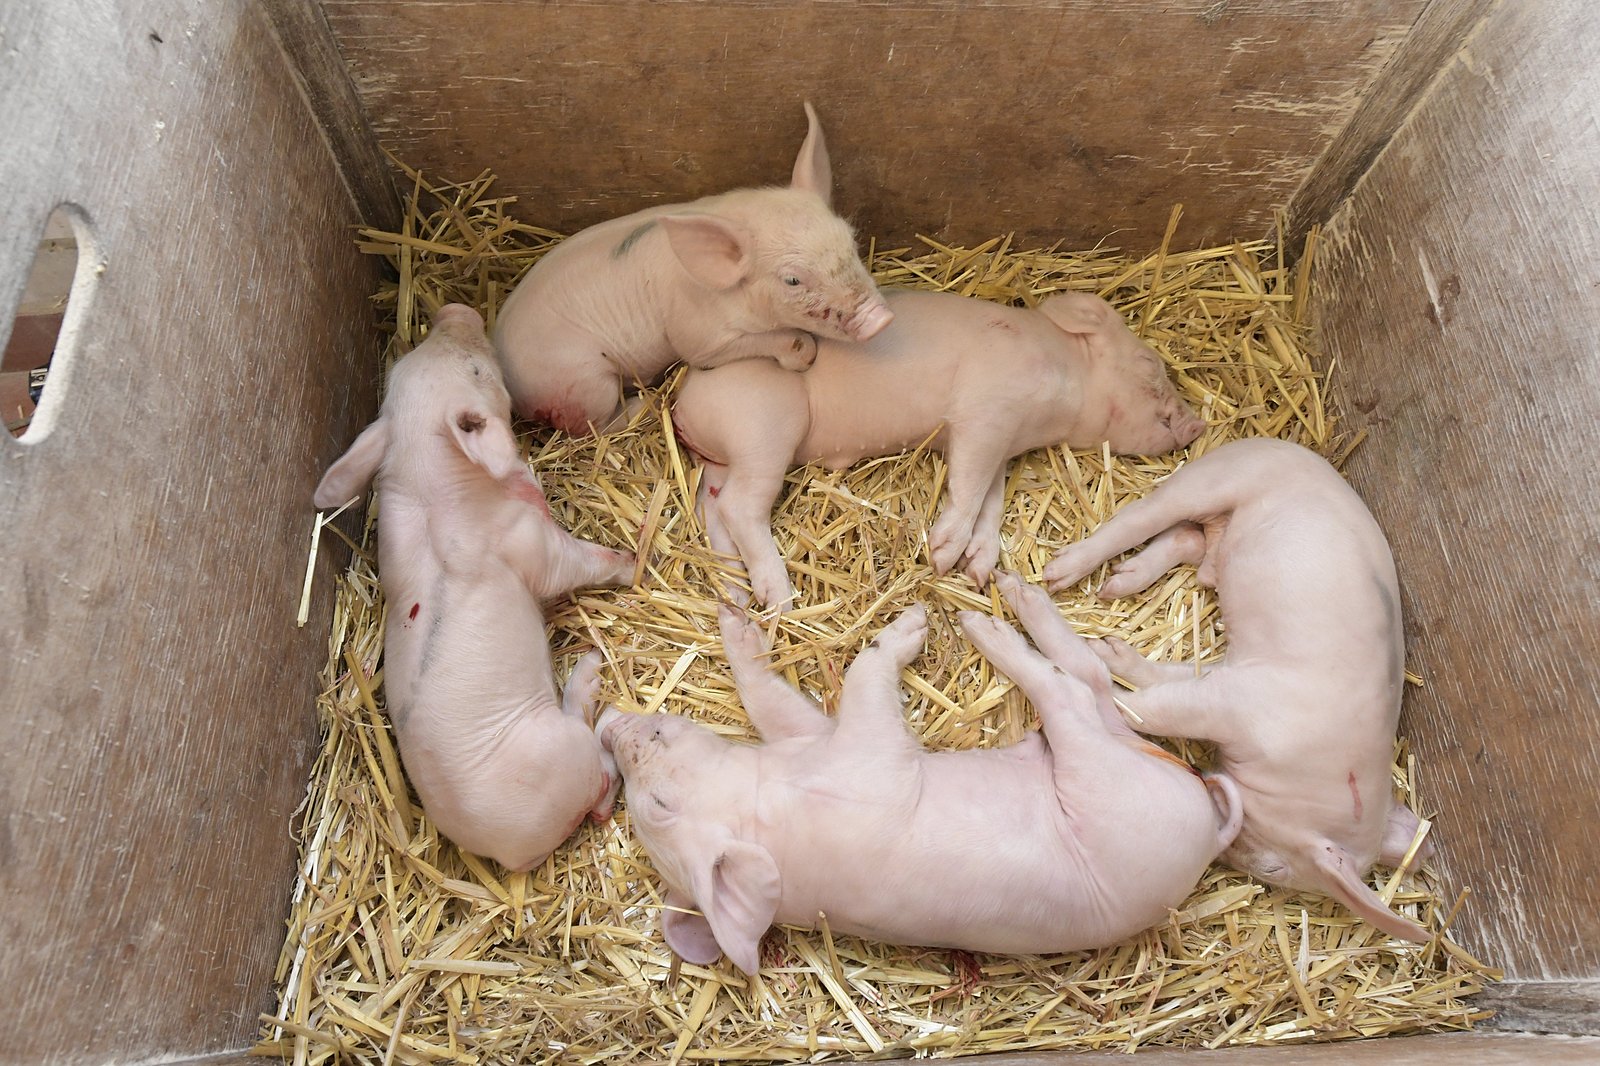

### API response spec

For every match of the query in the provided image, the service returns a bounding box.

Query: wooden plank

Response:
[976,1033,1600,1063]
[0,0,385,1061]
[1284,0,1494,244]
[1315,0,1600,983]
[1477,982,1600,1038]
[263,0,401,230]
[318,0,1428,250]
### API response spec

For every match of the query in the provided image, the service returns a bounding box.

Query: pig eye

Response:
[782,275,801,287]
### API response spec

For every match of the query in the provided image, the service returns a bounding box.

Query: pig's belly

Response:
[773,752,1122,953]
[795,353,950,469]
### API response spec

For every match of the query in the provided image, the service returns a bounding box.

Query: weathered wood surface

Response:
[977,1033,1600,1064]
[1284,0,1493,247]
[1478,981,1600,1037]
[1316,0,1600,983]
[319,0,1427,249]
[264,0,400,230]
[0,0,385,1061]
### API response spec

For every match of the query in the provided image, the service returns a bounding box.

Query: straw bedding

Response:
[258,167,1498,1064]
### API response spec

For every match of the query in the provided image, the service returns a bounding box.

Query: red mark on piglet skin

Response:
[708,485,721,498]
[1348,771,1364,821]
[409,603,420,620]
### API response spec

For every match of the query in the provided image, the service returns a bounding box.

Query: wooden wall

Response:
[0,0,385,1061]
[1316,0,1600,991]
[319,0,1430,250]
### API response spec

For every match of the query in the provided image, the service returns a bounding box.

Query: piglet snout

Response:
[596,707,625,752]
[846,298,894,341]
[1168,408,1206,448]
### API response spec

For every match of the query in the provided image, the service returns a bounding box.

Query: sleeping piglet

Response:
[597,569,1240,974]
[314,303,635,871]
[674,288,1205,608]
[1044,438,1433,941]
[493,103,892,435]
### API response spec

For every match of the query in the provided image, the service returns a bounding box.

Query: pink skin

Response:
[314,304,633,871]
[673,288,1205,607]
[493,102,892,435]
[1043,438,1433,942]
[596,564,1240,975]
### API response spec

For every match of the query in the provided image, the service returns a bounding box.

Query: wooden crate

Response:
[0,0,1594,1062]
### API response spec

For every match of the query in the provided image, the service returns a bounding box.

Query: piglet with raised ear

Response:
[1044,437,1433,942]
[314,303,635,871]
[674,288,1204,607]
[596,566,1239,975]
[493,102,892,434]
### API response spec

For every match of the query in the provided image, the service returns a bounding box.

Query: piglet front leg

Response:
[564,651,621,820]
[700,329,818,372]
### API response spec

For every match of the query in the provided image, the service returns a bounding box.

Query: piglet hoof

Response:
[871,603,929,662]
[749,568,796,613]
[1086,636,1156,687]
[563,651,607,723]
[1042,547,1096,592]
[717,601,771,658]
[776,331,818,372]
[959,536,1001,589]
[926,525,969,577]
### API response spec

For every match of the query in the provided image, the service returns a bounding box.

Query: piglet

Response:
[314,303,635,871]
[597,570,1240,974]
[493,103,892,435]
[674,288,1205,607]
[1044,437,1432,942]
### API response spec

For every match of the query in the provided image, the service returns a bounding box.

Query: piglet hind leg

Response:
[831,605,929,748]
[928,435,1010,578]
[1097,521,1207,599]
[1088,635,1205,690]
[712,462,799,610]
[717,603,833,741]
[1044,450,1247,591]
[957,610,1108,748]
[957,467,1008,587]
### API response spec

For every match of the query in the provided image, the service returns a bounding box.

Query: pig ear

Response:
[1310,842,1432,943]
[314,420,389,509]
[661,887,725,966]
[1039,292,1117,336]
[790,101,833,206]
[448,408,526,482]
[694,839,781,975]
[660,214,752,291]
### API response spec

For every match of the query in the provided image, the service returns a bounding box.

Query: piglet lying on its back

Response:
[598,563,1239,974]
[315,304,635,870]
[1045,438,1433,941]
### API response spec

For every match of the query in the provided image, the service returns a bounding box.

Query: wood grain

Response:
[263,0,401,230]
[318,0,1427,250]
[976,1033,1600,1064]
[1315,0,1600,983]
[1284,0,1493,247]
[0,0,385,1061]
